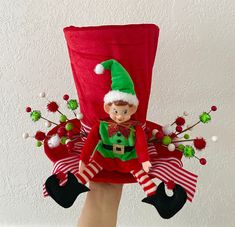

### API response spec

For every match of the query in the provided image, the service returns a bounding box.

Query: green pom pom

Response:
[36,140,42,147]
[31,110,41,122]
[178,144,185,151]
[65,123,73,131]
[60,137,67,145]
[199,112,211,123]
[184,134,190,139]
[67,99,78,110]
[60,115,67,123]
[162,136,172,146]
[183,145,195,158]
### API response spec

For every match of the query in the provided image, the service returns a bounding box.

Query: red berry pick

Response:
[155,131,164,140]
[194,138,206,150]
[200,158,207,165]
[35,131,46,141]
[57,127,67,137]
[211,106,217,111]
[47,101,59,112]
[176,125,183,132]
[26,107,31,113]
[63,94,69,101]
[175,117,185,126]
[67,131,74,139]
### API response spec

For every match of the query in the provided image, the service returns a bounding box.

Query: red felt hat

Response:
[63,24,159,127]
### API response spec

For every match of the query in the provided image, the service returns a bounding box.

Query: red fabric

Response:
[64,24,159,127]
[93,152,142,173]
[135,125,149,163]
[80,122,100,164]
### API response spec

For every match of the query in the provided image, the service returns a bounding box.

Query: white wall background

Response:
[1,0,235,226]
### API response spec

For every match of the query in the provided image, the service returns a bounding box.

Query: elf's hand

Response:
[142,161,152,173]
[79,161,86,173]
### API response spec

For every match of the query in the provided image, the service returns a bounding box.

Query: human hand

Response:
[77,182,123,227]
[142,161,152,173]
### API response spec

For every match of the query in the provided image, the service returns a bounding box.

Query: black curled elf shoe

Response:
[142,182,187,219]
[45,172,90,208]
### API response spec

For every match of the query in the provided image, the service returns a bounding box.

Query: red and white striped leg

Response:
[75,160,103,184]
[131,169,157,197]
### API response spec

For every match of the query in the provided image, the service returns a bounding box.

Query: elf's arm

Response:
[135,125,150,162]
[135,125,152,172]
[80,122,100,165]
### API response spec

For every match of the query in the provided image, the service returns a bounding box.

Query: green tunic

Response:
[93,121,137,161]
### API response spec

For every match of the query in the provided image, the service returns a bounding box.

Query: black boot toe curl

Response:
[45,172,90,208]
[142,182,187,219]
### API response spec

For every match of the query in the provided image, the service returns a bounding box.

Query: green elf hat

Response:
[94,59,139,106]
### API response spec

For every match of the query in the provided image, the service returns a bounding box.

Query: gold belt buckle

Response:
[113,144,125,154]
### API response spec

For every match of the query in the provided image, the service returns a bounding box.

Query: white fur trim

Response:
[104,90,139,106]
[94,64,104,74]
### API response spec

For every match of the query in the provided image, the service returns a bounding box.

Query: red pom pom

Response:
[176,125,182,132]
[56,172,66,180]
[47,101,59,112]
[35,131,46,141]
[63,94,69,101]
[66,141,74,150]
[211,106,217,111]
[170,133,177,138]
[166,180,176,190]
[155,131,164,140]
[194,138,206,150]
[57,127,67,137]
[175,117,185,126]
[67,131,74,139]
[200,158,207,165]
[26,107,31,113]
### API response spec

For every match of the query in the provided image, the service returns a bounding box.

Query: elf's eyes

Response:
[113,109,118,114]
[123,109,128,114]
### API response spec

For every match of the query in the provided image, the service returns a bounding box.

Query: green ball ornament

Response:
[60,115,67,123]
[60,137,67,145]
[67,99,78,110]
[178,144,185,151]
[162,136,172,146]
[36,140,42,147]
[183,145,195,158]
[65,123,73,131]
[199,112,211,123]
[30,110,41,122]
[184,134,190,139]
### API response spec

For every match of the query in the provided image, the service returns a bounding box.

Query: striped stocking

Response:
[75,160,103,184]
[131,169,157,197]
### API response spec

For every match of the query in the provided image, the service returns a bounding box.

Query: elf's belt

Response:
[102,143,134,155]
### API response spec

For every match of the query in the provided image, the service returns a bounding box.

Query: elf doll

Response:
[45,59,187,217]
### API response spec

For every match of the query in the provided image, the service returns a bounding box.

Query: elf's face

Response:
[104,103,137,124]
